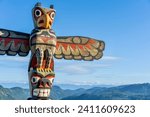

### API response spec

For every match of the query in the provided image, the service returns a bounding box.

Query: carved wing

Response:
[0,29,30,56]
[55,36,105,61]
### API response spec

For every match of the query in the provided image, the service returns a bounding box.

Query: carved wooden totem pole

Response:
[0,3,105,100]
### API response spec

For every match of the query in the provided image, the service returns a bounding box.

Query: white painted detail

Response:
[0,31,4,36]
[33,88,50,97]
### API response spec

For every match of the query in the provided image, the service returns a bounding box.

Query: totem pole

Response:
[0,3,105,100]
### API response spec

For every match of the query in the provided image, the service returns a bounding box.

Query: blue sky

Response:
[0,0,150,86]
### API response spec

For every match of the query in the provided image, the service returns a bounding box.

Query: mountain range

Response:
[0,83,150,100]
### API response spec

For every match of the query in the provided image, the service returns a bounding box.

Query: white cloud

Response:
[101,56,121,61]
[54,79,117,86]
[55,55,120,75]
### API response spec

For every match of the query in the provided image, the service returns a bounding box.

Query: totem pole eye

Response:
[35,9,42,17]
[49,78,54,83]
[50,12,55,20]
[31,77,40,84]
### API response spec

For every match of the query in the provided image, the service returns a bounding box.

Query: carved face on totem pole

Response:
[28,67,55,100]
[32,3,56,29]
[0,2,105,100]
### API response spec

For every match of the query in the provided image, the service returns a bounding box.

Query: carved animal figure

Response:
[0,3,105,100]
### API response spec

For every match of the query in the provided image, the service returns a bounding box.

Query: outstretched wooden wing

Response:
[55,36,105,61]
[0,29,30,56]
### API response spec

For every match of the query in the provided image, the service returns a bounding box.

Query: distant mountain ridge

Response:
[63,83,150,100]
[0,82,113,89]
[0,83,150,100]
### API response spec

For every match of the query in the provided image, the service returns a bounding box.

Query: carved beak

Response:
[37,14,52,29]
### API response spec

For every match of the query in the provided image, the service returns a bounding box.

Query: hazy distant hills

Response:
[63,83,150,100]
[0,86,29,100]
[0,83,150,100]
